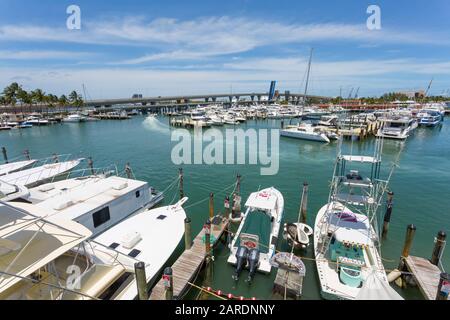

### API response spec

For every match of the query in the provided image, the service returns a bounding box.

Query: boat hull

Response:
[280,128,330,142]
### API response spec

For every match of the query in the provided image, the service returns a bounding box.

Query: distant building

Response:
[396,90,425,99]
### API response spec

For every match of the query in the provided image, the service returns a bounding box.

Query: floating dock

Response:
[404,256,442,300]
[149,216,229,300]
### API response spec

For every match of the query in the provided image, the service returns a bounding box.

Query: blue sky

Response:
[1,0,450,98]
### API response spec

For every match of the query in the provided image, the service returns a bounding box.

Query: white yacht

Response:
[94,197,188,299]
[280,123,330,143]
[318,115,339,127]
[62,114,86,123]
[23,116,49,126]
[314,142,403,300]
[228,187,284,280]
[377,116,418,140]
[8,174,163,237]
[0,202,145,300]
[417,110,442,127]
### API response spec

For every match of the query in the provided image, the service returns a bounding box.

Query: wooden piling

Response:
[134,261,149,300]
[184,217,192,250]
[163,267,174,300]
[436,272,450,300]
[224,196,230,218]
[23,149,30,160]
[125,162,132,178]
[399,224,416,269]
[88,157,94,175]
[179,168,184,200]
[204,220,211,256]
[431,231,446,266]
[382,191,394,238]
[2,147,8,163]
[209,192,214,219]
[299,182,308,224]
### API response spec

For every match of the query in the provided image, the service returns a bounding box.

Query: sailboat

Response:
[227,187,284,281]
[313,138,403,300]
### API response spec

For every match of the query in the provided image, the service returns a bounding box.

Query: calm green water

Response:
[1,115,449,300]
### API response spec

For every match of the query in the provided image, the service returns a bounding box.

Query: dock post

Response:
[204,219,211,256]
[163,267,174,300]
[224,196,230,218]
[436,272,450,300]
[431,231,447,266]
[125,162,132,178]
[209,192,214,219]
[299,182,308,224]
[399,224,416,269]
[134,261,148,300]
[52,153,59,163]
[184,217,192,250]
[88,157,94,175]
[2,147,8,163]
[179,168,184,200]
[23,149,30,160]
[382,191,394,238]
[236,173,241,195]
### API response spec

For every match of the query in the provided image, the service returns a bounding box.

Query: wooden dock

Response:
[169,118,211,128]
[149,216,229,300]
[404,256,442,300]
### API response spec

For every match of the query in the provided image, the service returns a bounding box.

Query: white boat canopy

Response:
[340,155,380,163]
[356,271,404,300]
[245,188,278,211]
[0,202,92,293]
[1,159,83,187]
[0,160,37,176]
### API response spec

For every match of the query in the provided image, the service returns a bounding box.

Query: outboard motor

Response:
[246,248,260,283]
[232,246,248,281]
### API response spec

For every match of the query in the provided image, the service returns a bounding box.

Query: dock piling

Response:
[134,261,148,300]
[382,191,394,238]
[23,149,30,160]
[399,224,416,269]
[224,195,230,218]
[179,168,184,200]
[88,157,94,175]
[299,182,308,224]
[204,219,211,256]
[436,272,450,300]
[163,267,174,300]
[431,230,446,266]
[184,217,192,250]
[209,192,214,219]
[125,162,132,178]
[1,147,8,164]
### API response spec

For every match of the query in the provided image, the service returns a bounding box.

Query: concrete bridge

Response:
[84,91,331,107]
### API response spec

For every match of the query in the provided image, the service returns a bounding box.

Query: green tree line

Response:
[0,82,84,110]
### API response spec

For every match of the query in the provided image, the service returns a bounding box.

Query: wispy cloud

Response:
[1,16,448,65]
[0,50,93,60]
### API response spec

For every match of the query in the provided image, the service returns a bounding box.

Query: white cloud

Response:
[0,50,93,60]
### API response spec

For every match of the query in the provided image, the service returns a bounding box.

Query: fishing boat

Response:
[376,116,418,140]
[8,173,163,237]
[93,197,188,299]
[280,123,330,143]
[0,202,148,300]
[228,187,284,281]
[314,139,403,300]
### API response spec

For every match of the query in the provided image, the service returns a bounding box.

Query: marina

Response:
[0,109,449,300]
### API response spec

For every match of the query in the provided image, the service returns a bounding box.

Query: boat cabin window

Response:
[92,206,111,228]
[128,249,141,258]
[135,190,140,198]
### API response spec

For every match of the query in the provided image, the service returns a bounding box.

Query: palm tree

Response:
[59,94,68,113]
[69,91,84,111]
[17,89,31,115]
[2,82,21,106]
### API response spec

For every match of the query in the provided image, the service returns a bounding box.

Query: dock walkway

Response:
[149,216,229,300]
[405,256,442,300]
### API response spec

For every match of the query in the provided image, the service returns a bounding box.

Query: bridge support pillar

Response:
[212,97,216,102]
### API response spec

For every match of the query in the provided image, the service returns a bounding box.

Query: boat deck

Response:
[404,255,442,300]
[149,216,229,300]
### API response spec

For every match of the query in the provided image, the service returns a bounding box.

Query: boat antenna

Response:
[303,48,314,107]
